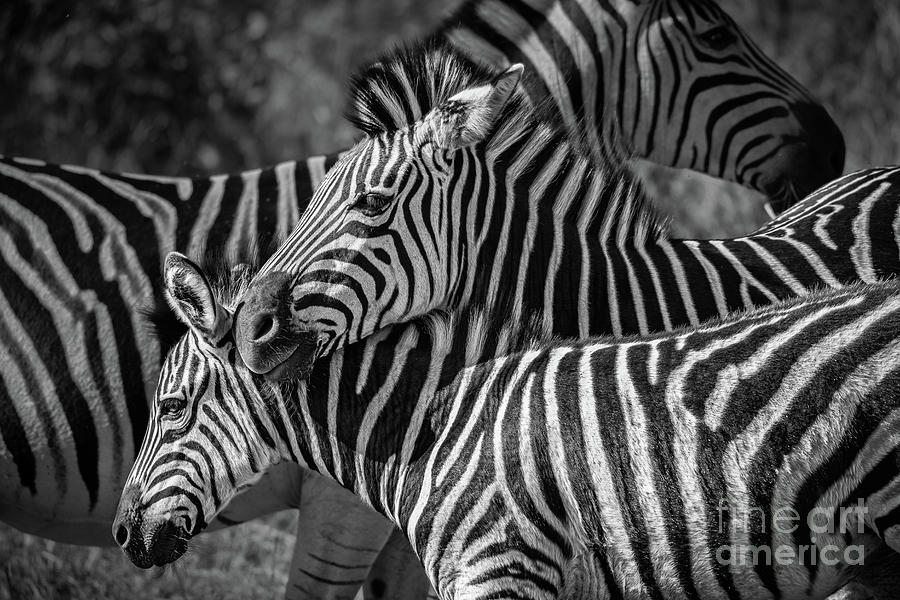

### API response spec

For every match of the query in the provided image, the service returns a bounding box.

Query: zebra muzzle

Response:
[262,331,322,382]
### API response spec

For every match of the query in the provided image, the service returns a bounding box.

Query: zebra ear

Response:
[163,252,231,344]
[428,63,524,150]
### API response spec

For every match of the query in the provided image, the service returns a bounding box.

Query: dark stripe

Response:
[256,165,281,252]
[0,233,99,506]
[626,343,702,599]
[199,421,237,488]
[588,346,665,599]
[214,376,259,474]
[0,354,37,494]
[307,552,373,570]
[297,568,365,586]
[203,174,245,253]
[182,439,221,509]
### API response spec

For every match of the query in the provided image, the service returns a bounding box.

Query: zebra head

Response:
[113,253,282,568]
[234,44,537,379]
[445,0,845,207]
[610,0,845,205]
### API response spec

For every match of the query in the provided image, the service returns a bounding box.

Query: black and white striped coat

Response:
[0,156,414,600]
[120,256,900,599]
[0,0,838,548]
[234,42,895,387]
[1,0,844,596]
[441,0,845,202]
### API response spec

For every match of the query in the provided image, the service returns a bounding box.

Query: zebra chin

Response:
[753,140,845,212]
[261,337,322,381]
[237,327,322,381]
[234,269,325,380]
[753,103,846,208]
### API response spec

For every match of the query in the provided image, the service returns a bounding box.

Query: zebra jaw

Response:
[262,332,323,382]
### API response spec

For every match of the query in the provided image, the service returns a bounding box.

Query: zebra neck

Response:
[449,131,882,358]
[279,318,454,523]
[278,310,542,525]
[446,126,662,361]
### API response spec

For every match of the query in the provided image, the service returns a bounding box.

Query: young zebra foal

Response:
[115,253,900,599]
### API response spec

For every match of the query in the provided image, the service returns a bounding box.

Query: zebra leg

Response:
[285,471,396,600]
[212,462,304,529]
[356,527,434,599]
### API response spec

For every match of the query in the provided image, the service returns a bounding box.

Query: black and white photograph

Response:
[1,1,900,598]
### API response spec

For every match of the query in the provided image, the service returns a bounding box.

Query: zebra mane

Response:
[347,38,502,136]
[143,246,263,354]
[347,38,667,243]
[347,38,582,151]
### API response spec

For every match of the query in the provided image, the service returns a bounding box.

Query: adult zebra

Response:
[116,255,900,599]
[232,40,896,384]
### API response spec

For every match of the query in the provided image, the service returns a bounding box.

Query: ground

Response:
[1,512,297,599]
[1,1,899,598]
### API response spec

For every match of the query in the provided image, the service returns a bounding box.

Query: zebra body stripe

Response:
[237,43,891,393]
[0,155,415,600]
[125,265,900,598]
[3,0,846,595]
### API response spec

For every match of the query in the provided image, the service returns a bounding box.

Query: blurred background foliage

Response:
[1,1,900,598]
[0,0,446,173]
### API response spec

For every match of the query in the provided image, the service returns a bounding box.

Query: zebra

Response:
[231,40,897,388]
[1,0,842,593]
[0,154,428,600]
[115,252,900,599]
[438,0,845,207]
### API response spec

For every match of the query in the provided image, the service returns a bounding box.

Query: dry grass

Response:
[1,1,899,598]
[0,512,298,600]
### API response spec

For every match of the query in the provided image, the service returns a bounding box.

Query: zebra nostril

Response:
[249,314,278,343]
[115,523,130,548]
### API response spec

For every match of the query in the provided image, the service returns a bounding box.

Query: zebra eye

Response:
[159,395,187,419]
[350,191,393,217]
[698,26,737,51]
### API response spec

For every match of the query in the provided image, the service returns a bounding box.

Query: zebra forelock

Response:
[348,39,525,136]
